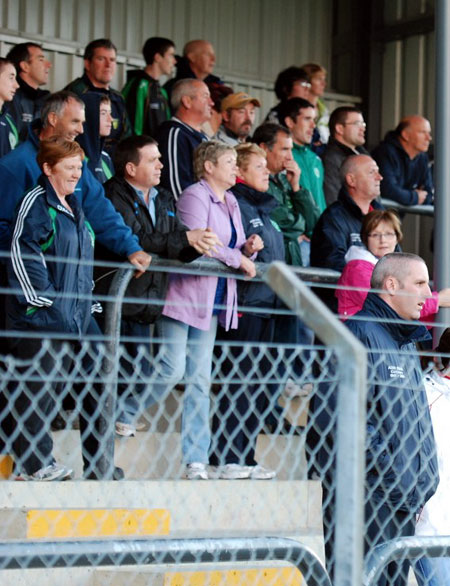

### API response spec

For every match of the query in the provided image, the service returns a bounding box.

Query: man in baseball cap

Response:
[216,91,261,146]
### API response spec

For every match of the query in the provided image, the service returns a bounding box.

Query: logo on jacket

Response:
[388,365,405,379]
[249,218,263,229]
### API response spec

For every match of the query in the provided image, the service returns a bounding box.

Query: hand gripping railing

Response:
[264,261,368,586]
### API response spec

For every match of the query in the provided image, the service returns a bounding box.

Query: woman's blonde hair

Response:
[235,143,266,171]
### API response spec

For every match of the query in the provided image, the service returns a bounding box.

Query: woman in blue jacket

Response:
[6,136,102,481]
[210,143,285,480]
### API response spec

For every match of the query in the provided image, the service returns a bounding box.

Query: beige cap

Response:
[220,92,261,112]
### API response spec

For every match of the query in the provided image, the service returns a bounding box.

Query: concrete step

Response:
[47,387,310,481]
[0,479,322,538]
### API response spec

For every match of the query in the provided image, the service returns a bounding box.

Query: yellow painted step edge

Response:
[27,509,170,538]
[0,455,13,479]
[164,567,303,585]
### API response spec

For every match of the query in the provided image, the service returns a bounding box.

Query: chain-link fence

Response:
[0,255,449,586]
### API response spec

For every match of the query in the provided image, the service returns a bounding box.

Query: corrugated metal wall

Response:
[375,0,435,268]
[379,0,435,137]
[0,0,353,121]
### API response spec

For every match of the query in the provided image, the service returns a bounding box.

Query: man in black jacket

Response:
[95,135,219,436]
[6,42,51,141]
[122,37,175,138]
[310,154,383,310]
[322,106,369,205]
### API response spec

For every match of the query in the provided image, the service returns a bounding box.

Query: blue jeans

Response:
[413,556,450,586]
[153,315,218,464]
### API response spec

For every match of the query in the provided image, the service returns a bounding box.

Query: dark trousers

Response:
[210,314,277,467]
[322,476,416,586]
[4,318,106,475]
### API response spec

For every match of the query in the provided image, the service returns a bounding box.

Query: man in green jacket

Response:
[253,122,319,266]
[279,97,327,214]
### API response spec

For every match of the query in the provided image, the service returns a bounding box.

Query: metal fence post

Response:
[98,266,134,479]
[264,261,367,586]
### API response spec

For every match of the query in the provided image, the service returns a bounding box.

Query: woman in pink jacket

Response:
[336,209,450,318]
[157,141,262,480]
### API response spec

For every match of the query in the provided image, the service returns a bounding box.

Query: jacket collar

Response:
[231,182,277,211]
[360,292,431,344]
[337,186,382,219]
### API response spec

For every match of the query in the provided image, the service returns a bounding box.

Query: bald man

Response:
[372,115,433,206]
[311,154,384,273]
[164,39,223,108]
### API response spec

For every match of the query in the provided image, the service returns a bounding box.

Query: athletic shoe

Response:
[18,462,73,481]
[217,463,252,480]
[115,421,136,437]
[185,462,208,480]
[283,378,313,399]
[249,464,276,480]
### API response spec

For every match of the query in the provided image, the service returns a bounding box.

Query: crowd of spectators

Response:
[0,32,444,586]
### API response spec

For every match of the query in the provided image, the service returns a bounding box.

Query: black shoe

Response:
[84,466,124,480]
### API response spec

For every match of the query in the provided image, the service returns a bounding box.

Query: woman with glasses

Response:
[336,209,450,317]
[265,66,311,125]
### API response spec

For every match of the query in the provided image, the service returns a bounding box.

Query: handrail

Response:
[363,535,450,586]
[0,536,332,586]
[381,198,434,217]
[264,262,367,586]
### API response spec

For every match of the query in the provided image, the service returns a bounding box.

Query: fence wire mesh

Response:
[0,256,449,586]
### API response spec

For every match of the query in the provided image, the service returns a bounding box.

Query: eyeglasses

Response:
[343,120,366,127]
[367,232,397,240]
[294,81,311,88]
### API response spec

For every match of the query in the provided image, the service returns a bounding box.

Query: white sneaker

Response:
[185,462,208,480]
[249,464,276,480]
[115,421,136,437]
[218,464,252,480]
[283,379,312,399]
[18,462,73,481]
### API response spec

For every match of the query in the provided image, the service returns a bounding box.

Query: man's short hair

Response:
[278,97,314,127]
[394,119,412,137]
[0,57,14,76]
[6,42,41,73]
[142,37,175,65]
[252,123,291,150]
[274,66,309,101]
[83,39,117,61]
[329,106,362,138]
[371,252,424,290]
[340,154,363,183]
[41,91,84,129]
[170,78,201,111]
[193,140,235,181]
[113,135,158,177]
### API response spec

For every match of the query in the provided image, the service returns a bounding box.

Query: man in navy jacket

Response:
[315,252,438,586]
[156,79,212,200]
[372,116,433,206]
